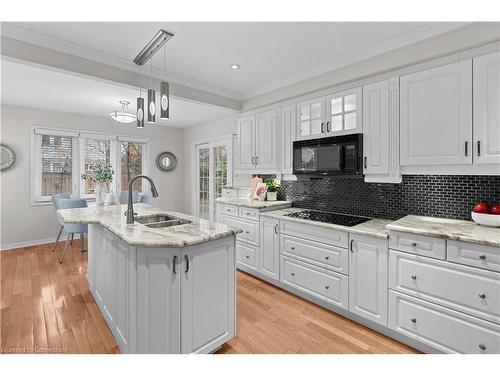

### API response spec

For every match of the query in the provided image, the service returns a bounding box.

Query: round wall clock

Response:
[0,144,16,172]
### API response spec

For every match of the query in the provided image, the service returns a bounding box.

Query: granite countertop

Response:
[260,207,392,239]
[387,215,500,247]
[57,203,242,248]
[215,197,292,210]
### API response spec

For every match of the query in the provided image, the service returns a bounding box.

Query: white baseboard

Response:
[0,235,84,251]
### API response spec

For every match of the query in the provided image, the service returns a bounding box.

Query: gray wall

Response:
[0,104,185,249]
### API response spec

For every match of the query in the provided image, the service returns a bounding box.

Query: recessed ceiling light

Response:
[231,64,241,70]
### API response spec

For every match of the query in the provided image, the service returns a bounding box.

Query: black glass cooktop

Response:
[285,210,370,227]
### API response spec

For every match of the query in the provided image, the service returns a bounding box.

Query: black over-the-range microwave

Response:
[293,133,363,176]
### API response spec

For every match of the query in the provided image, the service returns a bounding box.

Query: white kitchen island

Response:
[58,203,241,354]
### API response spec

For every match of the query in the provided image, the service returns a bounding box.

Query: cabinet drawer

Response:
[447,240,500,273]
[236,242,257,270]
[222,215,259,246]
[389,291,500,354]
[280,235,348,275]
[280,256,348,309]
[280,220,348,248]
[389,250,500,324]
[239,207,259,221]
[221,204,238,216]
[389,231,446,259]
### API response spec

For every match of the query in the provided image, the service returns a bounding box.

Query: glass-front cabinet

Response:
[296,87,362,141]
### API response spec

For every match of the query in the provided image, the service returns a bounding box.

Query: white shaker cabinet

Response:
[236,116,255,171]
[400,60,473,166]
[349,234,389,326]
[281,104,296,174]
[362,78,401,183]
[296,97,325,140]
[474,51,500,164]
[259,216,280,281]
[181,240,236,354]
[235,109,279,173]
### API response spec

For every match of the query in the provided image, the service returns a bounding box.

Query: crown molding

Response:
[1,22,243,100]
[240,22,470,99]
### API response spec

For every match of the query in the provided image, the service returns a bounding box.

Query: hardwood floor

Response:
[0,241,418,354]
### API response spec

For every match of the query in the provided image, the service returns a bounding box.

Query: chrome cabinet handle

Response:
[411,275,417,280]
[325,256,330,260]
[291,272,295,276]
[411,242,417,247]
[410,318,417,323]
[245,255,250,259]
[321,123,325,133]
[184,255,189,273]
[255,156,259,165]
[325,285,330,289]
[479,293,486,299]
[274,224,279,235]
[364,156,367,169]
[291,247,295,250]
[246,212,251,215]
[477,141,481,156]
[251,156,255,165]
[326,121,330,132]
[479,343,487,351]
[465,141,468,157]
[350,239,354,253]
[479,254,487,260]
[245,231,250,234]
[173,255,177,274]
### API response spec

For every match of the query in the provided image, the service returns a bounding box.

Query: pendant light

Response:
[136,66,145,128]
[110,100,136,124]
[160,44,170,120]
[147,57,156,123]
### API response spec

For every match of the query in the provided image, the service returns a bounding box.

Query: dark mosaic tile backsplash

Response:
[258,174,500,221]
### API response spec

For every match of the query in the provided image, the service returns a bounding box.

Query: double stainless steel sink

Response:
[136,214,191,229]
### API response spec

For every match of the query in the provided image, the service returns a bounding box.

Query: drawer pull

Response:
[478,293,486,299]
[410,318,417,323]
[411,274,417,280]
[324,256,330,260]
[479,255,487,260]
[325,285,330,289]
[245,231,250,234]
[479,343,487,351]
[246,212,251,215]
[290,272,295,276]
[245,255,250,259]
[411,242,417,247]
[290,247,295,250]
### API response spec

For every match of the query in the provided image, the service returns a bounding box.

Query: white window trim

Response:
[31,125,150,206]
[191,134,233,218]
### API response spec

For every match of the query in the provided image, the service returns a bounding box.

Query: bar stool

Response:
[51,193,71,252]
[57,198,88,263]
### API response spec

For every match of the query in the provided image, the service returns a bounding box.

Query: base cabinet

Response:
[259,217,280,280]
[349,234,389,326]
[87,225,236,354]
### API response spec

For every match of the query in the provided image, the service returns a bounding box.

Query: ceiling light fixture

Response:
[160,42,170,120]
[231,64,241,70]
[137,65,145,128]
[110,100,136,124]
[147,57,156,123]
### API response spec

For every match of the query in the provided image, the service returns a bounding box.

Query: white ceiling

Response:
[2,22,467,99]
[0,60,235,127]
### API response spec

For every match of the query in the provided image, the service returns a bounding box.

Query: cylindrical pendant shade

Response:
[136,97,145,128]
[147,89,156,123]
[160,81,170,120]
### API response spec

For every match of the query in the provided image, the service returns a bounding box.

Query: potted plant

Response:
[81,162,114,206]
[265,178,281,201]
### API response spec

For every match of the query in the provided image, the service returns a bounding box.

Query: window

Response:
[193,136,233,220]
[31,127,150,204]
[33,133,75,202]
[120,141,144,192]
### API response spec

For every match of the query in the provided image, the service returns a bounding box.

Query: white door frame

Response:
[191,135,233,219]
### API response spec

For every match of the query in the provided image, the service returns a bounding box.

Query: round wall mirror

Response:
[156,151,177,172]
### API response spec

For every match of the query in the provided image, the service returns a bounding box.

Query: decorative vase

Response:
[105,191,118,206]
[94,182,107,206]
[267,191,277,201]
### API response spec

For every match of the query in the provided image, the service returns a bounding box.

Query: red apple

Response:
[491,204,500,215]
[473,202,490,214]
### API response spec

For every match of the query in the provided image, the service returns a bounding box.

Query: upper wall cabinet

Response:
[235,109,280,173]
[362,78,401,183]
[296,87,362,141]
[473,51,500,165]
[281,104,296,175]
[400,60,473,166]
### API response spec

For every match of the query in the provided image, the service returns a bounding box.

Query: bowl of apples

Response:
[471,202,500,227]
